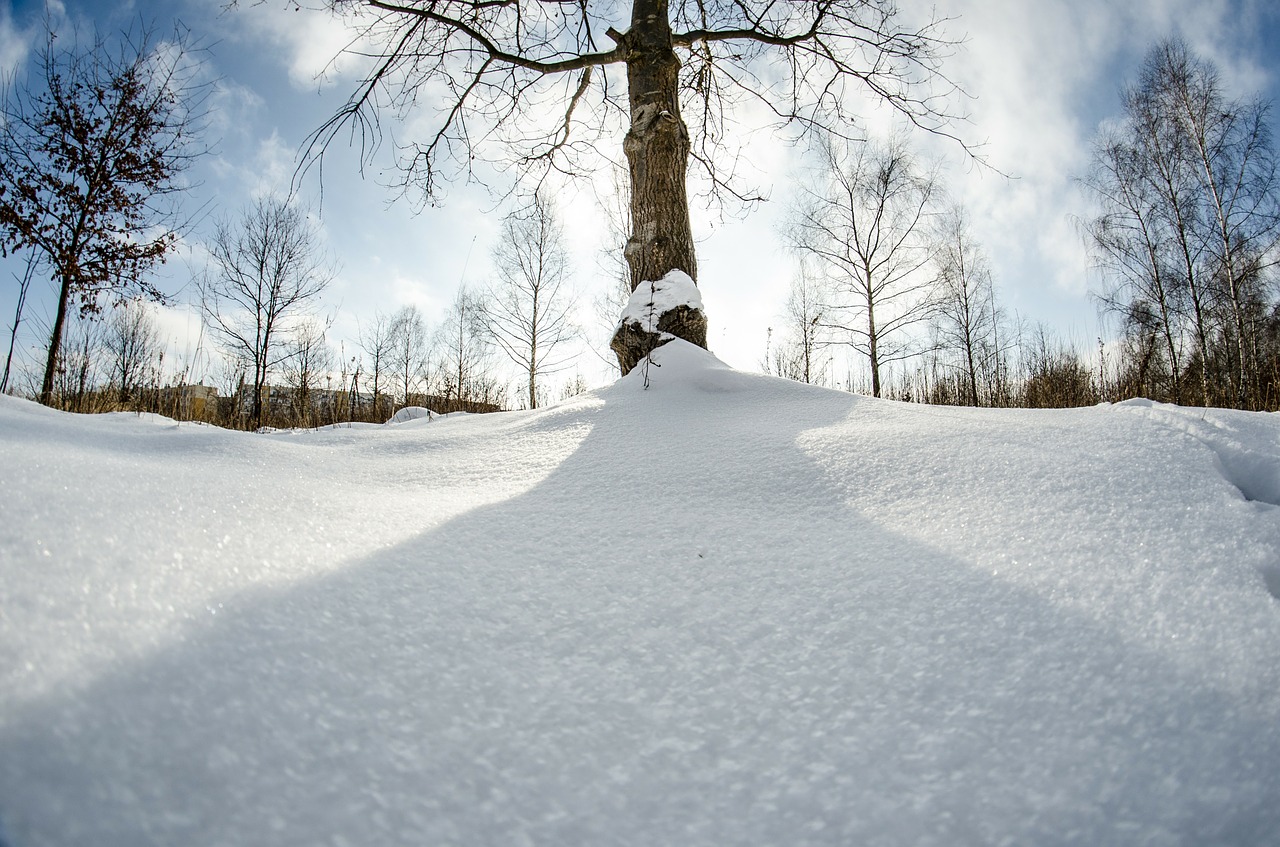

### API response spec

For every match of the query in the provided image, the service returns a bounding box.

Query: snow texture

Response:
[617,269,704,331]
[2,340,1280,846]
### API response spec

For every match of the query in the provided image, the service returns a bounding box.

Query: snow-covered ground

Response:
[2,341,1279,846]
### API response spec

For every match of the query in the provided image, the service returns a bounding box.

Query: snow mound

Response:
[617,269,704,331]
[2,375,1280,846]
[1111,401,1280,507]
[385,405,436,425]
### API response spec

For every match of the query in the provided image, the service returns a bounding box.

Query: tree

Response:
[1,254,38,395]
[104,298,164,405]
[299,0,967,373]
[388,304,431,405]
[51,313,105,413]
[436,287,499,410]
[1157,40,1280,407]
[1084,38,1280,409]
[932,205,1003,406]
[788,135,942,398]
[483,192,578,409]
[282,318,335,426]
[199,197,334,429]
[358,309,398,418]
[768,263,829,385]
[0,20,207,406]
[1085,122,1188,403]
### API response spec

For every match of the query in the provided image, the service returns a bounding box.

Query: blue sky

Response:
[2,0,1279,394]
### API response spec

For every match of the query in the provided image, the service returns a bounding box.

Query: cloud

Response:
[248,131,298,197]
[0,4,32,74]
[207,79,266,138]
[900,0,1277,332]
[230,1,377,91]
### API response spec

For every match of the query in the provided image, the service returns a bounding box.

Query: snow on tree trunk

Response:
[612,270,707,375]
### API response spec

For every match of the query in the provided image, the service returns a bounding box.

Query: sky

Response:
[1,0,1279,396]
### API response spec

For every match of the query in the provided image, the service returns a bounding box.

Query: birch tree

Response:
[1084,38,1280,408]
[436,288,498,409]
[358,309,398,418]
[788,136,942,398]
[769,263,829,385]
[483,193,578,409]
[104,299,164,405]
[932,205,1001,406]
[388,305,431,405]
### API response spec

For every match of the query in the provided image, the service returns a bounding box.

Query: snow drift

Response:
[2,341,1278,846]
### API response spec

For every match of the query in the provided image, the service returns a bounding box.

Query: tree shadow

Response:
[3,371,1278,846]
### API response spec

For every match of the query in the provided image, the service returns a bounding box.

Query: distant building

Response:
[162,384,219,419]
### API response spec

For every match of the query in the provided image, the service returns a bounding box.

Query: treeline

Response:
[770,320,1124,411]
[769,38,1280,412]
[6,190,587,431]
[877,329,1132,410]
[0,19,584,431]
[1084,38,1280,411]
[5,16,1277,422]
[15,286,514,431]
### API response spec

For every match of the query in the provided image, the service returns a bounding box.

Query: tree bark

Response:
[864,268,882,398]
[610,0,708,374]
[621,0,696,289]
[39,272,74,406]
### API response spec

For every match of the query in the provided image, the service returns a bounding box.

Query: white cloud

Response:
[232,2,378,91]
[892,0,1278,336]
[206,79,265,137]
[0,4,31,74]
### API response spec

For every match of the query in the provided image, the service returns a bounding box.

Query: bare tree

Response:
[1,254,38,394]
[768,262,830,385]
[0,20,207,406]
[436,287,498,410]
[1157,40,1280,407]
[789,135,942,398]
[282,318,335,426]
[483,192,578,409]
[1085,122,1188,403]
[932,205,1004,406]
[1084,38,1280,409]
[388,305,431,406]
[358,309,398,418]
[294,0,969,373]
[199,197,334,429]
[51,314,106,413]
[103,299,164,405]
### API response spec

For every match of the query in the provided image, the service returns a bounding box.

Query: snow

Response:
[385,405,436,424]
[617,269,704,331]
[2,339,1279,846]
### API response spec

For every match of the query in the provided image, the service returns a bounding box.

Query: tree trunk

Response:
[39,273,76,406]
[610,0,707,374]
[964,332,979,407]
[863,265,882,399]
[867,298,881,398]
[252,351,267,430]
